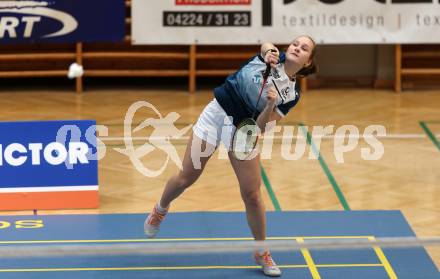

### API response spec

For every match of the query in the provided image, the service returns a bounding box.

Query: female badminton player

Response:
[145,35,317,277]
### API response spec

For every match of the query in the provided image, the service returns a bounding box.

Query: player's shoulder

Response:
[247,54,266,66]
[240,55,266,74]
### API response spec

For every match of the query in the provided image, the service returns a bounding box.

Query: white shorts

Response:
[192,98,235,150]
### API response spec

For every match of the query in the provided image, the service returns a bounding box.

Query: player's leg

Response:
[228,153,281,277]
[159,133,215,208]
[145,132,216,238]
[228,153,265,240]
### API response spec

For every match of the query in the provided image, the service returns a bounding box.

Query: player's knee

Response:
[175,172,198,190]
[241,188,262,207]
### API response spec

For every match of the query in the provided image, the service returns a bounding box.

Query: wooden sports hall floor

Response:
[0,87,439,269]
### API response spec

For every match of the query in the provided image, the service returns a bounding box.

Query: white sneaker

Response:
[144,205,167,238]
[254,251,282,277]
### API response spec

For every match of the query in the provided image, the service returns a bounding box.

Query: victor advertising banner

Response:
[0,120,99,210]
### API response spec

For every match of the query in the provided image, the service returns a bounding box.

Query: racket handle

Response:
[263,64,271,79]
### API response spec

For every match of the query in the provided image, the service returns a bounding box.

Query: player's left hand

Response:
[266,86,278,108]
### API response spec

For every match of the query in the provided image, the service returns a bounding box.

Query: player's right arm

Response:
[260,43,279,68]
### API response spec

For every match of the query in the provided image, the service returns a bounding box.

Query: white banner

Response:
[132,0,440,44]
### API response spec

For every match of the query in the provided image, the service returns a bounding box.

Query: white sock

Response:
[256,249,268,255]
[156,202,168,214]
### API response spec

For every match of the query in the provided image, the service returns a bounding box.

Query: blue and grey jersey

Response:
[214,53,300,126]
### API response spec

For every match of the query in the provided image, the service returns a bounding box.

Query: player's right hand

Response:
[265,49,279,68]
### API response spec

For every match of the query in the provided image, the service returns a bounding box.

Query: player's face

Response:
[285,36,314,68]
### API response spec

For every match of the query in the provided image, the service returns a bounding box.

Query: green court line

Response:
[260,164,282,212]
[424,121,440,124]
[420,121,440,152]
[298,123,351,211]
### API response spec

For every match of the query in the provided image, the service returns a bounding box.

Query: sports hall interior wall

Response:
[0,0,439,93]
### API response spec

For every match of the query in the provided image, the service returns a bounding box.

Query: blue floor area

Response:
[0,211,438,279]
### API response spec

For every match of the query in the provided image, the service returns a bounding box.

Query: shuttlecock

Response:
[67,63,84,79]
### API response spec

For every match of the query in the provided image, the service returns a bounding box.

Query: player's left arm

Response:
[269,109,282,122]
[262,86,301,132]
[256,87,281,133]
